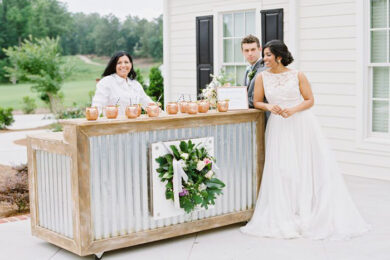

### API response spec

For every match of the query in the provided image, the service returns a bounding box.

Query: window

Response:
[222,11,255,85]
[370,0,390,135]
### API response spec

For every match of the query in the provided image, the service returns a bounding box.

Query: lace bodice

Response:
[262,69,303,108]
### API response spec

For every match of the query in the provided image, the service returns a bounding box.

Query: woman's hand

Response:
[280,107,296,118]
[266,104,283,115]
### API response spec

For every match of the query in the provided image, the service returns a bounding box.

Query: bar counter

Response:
[27,109,265,257]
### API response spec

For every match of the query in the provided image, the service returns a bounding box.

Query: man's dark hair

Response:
[241,34,260,48]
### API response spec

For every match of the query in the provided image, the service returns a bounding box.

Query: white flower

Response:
[197,161,206,171]
[205,170,214,179]
[198,183,207,191]
[181,153,189,160]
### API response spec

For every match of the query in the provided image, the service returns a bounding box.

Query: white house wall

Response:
[164,0,390,180]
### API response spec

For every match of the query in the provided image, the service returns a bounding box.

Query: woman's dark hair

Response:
[262,40,294,66]
[102,51,137,79]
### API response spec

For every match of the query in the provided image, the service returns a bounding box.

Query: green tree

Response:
[146,67,164,107]
[135,68,147,90]
[91,14,124,56]
[4,37,72,113]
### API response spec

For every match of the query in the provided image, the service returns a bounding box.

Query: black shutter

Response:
[260,9,284,46]
[196,15,213,96]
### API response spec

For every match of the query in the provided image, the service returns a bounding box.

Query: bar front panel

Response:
[35,150,73,238]
[89,122,257,240]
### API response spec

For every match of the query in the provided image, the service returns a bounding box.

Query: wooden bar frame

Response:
[27,109,265,256]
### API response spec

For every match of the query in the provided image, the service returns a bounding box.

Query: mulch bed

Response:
[0,164,29,218]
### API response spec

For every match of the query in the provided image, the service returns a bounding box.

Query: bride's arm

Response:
[281,71,314,117]
[253,74,282,114]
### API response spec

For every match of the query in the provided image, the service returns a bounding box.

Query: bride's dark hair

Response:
[262,40,294,66]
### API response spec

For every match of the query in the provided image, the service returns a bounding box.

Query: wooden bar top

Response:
[60,109,262,127]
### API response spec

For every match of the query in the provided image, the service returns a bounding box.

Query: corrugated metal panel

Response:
[35,150,73,238]
[90,122,257,240]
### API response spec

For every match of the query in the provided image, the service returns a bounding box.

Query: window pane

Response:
[234,38,244,62]
[371,0,387,28]
[236,66,246,86]
[371,30,387,63]
[372,100,389,132]
[223,39,234,63]
[373,67,389,98]
[234,12,245,37]
[225,66,236,84]
[245,11,255,35]
[223,14,233,37]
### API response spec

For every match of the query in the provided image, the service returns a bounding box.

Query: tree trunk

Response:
[47,93,64,115]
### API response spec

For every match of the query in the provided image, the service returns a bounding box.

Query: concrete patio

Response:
[0,175,389,260]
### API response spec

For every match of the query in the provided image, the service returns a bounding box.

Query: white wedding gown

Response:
[241,70,370,240]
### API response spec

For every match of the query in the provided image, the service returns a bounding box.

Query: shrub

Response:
[0,107,14,129]
[56,102,85,119]
[21,96,37,114]
[0,164,29,212]
[146,66,164,107]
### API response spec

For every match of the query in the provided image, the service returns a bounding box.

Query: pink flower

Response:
[203,158,212,165]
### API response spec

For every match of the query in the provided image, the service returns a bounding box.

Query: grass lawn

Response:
[0,55,160,111]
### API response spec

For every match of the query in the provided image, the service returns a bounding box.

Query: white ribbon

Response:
[161,142,189,209]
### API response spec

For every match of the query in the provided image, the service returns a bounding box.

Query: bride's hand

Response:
[281,108,296,118]
[266,104,283,115]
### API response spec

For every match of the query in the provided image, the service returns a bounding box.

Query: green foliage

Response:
[0,0,163,82]
[155,140,225,213]
[0,107,14,129]
[50,122,63,132]
[135,68,147,90]
[146,66,164,107]
[4,36,72,112]
[21,96,37,114]
[56,102,85,119]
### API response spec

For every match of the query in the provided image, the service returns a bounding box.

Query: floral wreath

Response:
[155,140,225,213]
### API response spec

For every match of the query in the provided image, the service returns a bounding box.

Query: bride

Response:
[240,40,370,240]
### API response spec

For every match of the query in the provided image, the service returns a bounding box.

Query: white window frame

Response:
[212,4,262,85]
[356,0,390,153]
[220,10,257,85]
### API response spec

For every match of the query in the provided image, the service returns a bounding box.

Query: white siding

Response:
[165,0,390,180]
[299,0,390,180]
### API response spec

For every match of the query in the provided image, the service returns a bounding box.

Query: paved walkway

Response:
[0,175,389,260]
[0,114,55,166]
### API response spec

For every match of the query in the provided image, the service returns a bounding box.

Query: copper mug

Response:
[178,101,188,113]
[136,104,142,117]
[166,102,179,115]
[187,102,198,114]
[217,100,229,112]
[105,105,118,119]
[146,104,160,117]
[85,107,98,121]
[125,105,139,119]
[198,100,210,113]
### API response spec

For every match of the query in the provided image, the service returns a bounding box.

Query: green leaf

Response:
[165,190,173,200]
[164,154,173,163]
[156,168,165,173]
[179,141,188,153]
[170,145,181,160]
[162,172,173,179]
[206,178,226,189]
[193,194,203,204]
[155,156,167,165]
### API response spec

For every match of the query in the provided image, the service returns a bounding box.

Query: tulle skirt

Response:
[241,110,370,240]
